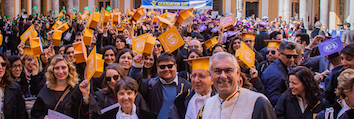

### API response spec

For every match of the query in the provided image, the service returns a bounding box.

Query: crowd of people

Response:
[0,6,352,119]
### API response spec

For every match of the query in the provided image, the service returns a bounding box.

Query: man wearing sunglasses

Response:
[201,52,275,119]
[257,40,281,78]
[261,41,297,106]
[139,53,192,119]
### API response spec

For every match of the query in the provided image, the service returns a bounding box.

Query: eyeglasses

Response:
[244,40,254,43]
[11,64,22,69]
[158,64,174,69]
[211,68,235,75]
[266,50,277,55]
[188,45,199,49]
[154,44,161,48]
[106,75,120,82]
[280,52,298,59]
[190,73,209,79]
[0,62,6,67]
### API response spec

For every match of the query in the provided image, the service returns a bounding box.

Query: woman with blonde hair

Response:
[316,69,354,119]
[31,55,78,119]
[20,54,46,96]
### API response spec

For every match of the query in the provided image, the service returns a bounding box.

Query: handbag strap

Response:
[54,86,71,111]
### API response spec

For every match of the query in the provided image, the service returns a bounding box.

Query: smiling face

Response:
[210,57,239,99]
[53,61,69,81]
[191,69,213,95]
[279,49,297,67]
[266,47,279,62]
[24,55,35,71]
[153,40,163,55]
[10,60,22,78]
[289,75,305,97]
[117,87,137,112]
[104,49,116,65]
[41,49,49,64]
[123,29,129,38]
[106,69,121,91]
[232,39,241,51]
[341,54,354,69]
[0,57,6,78]
[144,55,155,69]
[157,61,177,82]
[119,52,132,70]
[115,38,126,50]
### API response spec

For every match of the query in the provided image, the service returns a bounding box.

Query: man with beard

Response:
[257,40,281,78]
[261,41,297,106]
[200,52,275,119]
[139,53,192,119]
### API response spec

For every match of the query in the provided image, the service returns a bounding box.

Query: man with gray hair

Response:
[311,21,325,39]
[200,52,275,119]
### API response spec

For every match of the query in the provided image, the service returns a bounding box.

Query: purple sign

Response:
[318,37,343,57]
[199,24,207,32]
[211,26,218,33]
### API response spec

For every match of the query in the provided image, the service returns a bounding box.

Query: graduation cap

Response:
[83,28,94,46]
[184,57,211,71]
[131,7,145,23]
[242,33,256,41]
[258,21,269,28]
[52,30,63,46]
[73,41,88,63]
[156,16,172,28]
[203,37,218,49]
[176,8,194,26]
[264,40,282,49]
[56,22,69,32]
[87,9,101,29]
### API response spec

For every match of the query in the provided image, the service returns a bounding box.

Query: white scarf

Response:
[116,104,139,119]
[185,88,212,119]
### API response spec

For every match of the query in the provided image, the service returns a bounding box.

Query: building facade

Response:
[0,0,353,30]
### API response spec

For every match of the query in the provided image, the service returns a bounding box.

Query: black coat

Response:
[3,81,28,119]
[275,93,329,119]
[254,31,269,51]
[316,100,354,119]
[325,69,344,104]
[94,90,149,118]
[31,85,77,119]
[139,76,192,114]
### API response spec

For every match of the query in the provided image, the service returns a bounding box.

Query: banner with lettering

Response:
[142,0,212,9]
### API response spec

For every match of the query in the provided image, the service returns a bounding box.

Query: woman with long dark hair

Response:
[129,53,158,85]
[275,66,329,119]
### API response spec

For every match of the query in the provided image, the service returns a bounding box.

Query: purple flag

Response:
[211,26,218,33]
[199,24,207,32]
[318,37,343,57]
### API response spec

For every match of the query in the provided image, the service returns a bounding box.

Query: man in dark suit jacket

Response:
[139,53,192,119]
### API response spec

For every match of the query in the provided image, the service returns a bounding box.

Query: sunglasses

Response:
[106,75,120,82]
[280,52,298,59]
[158,64,174,69]
[154,44,161,48]
[266,50,277,55]
[0,62,6,67]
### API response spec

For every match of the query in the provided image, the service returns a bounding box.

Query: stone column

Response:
[236,0,244,18]
[52,0,59,17]
[278,0,284,18]
[66,0,73,13]
[299,0,308,29]
[320,0,329,29]
[3,0,14,19]
[350,0,354,29]
[32,0,41,14]
[225,0,231,15]
[112,0,119,9]
[283,0,291,23]
[73,0,80,11]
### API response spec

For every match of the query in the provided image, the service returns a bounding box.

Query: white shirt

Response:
[116,104,138,119]
[159,75,178,86]
[337,99,354,118]
[297,96,308,113]
[185,88,212,119]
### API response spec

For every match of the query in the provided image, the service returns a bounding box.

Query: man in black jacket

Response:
[139,53,192,119]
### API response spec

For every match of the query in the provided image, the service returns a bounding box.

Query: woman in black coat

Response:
[31,55,79,119]
[275,66,329,119]
[94,63,149,118]
[0,53,27,119]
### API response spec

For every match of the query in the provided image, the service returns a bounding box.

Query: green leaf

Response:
[84,6,89,11]
[106,5,112,11]
[33,5,38,10]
